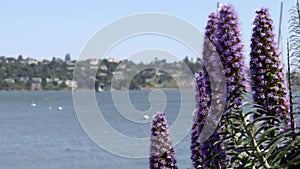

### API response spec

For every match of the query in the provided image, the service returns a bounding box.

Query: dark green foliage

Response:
[0,56,75,90]
[222,93,300,169]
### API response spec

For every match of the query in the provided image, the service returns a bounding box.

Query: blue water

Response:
[0,91,194,169]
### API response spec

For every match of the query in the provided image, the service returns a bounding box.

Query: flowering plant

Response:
[150,112,178,169]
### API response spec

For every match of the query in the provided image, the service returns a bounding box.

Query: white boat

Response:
[97,86,104,93]
[31,103,36,107]
[49,103,52,110]
[143,114,149,120]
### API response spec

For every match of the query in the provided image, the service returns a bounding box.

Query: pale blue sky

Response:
[0,0,295,62]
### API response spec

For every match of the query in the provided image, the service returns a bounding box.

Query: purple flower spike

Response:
[214,4,249,167]
[191,11,227,169]
[250,7,290,126]
[150,112,177,169]
[216,4,249,100]
[191,71,211,169]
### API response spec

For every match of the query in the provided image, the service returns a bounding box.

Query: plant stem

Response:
[239,111,271,168]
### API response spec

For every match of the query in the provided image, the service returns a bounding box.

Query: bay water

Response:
[0,90,194,169]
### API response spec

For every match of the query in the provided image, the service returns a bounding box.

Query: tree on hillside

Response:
[65,53,71,63]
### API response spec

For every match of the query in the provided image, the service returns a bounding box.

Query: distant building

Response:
[53,78,63,85]
[89,59,99,70]
[45,77,62,85]
[6,58,15,64]
[90,65,98,70]
[108,58,119,63]
[46,78,53,83]
[31,77,42,90]
[27,58,38,65]
[89,58,99,66]
[18,77,29,83]
[67,66,75,71]
[32,77,42,83]
[65,80,78,89]
[67,61,75,70]
[5,78,15,84]
[99,65,108,71]
[98,72,107,77]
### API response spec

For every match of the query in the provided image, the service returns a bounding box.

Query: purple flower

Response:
[265,58,272,64]
[191,71,212,168]
[256,63,263,68]
[250,7,290,126]
[228,85,236,92]
[150,112,177,169]
[215,4,248,167]
[228,77,235,83]
[233,62,240,68]
[191,11,227,168]
[216,4,248,100]
[227,55,233,62]
[259,55,266,60]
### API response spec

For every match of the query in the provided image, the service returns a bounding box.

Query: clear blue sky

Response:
[0,0,295,62]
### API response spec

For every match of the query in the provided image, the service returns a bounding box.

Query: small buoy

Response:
[49,103,52,110]
[143,114,149,120]
[58,106,63,111]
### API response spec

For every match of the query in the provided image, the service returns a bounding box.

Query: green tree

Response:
[65,53,71,63]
